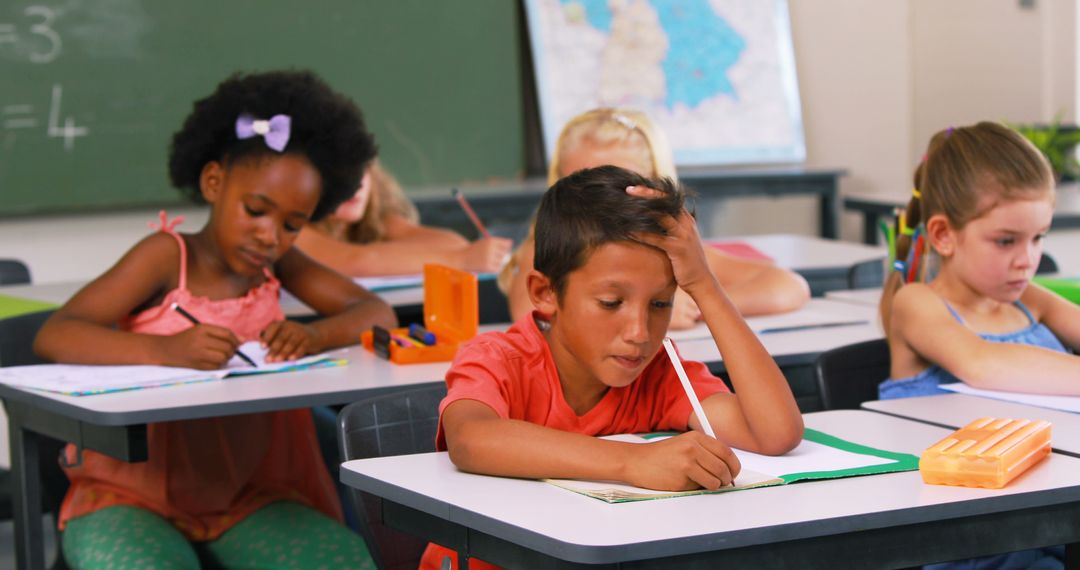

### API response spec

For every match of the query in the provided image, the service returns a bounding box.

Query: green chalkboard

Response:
[0,1,525,216]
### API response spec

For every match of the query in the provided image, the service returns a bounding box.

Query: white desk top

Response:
[339,410,1080,565]
[739,234,885,271]
[674,298,882,365]
[0,326,505,426]
[824,287,882,307]
[863,393,1080,456]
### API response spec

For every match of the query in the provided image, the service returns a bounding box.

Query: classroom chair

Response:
[337,384,448,570]
[0,259,31,286]
[0,309,69,569]
[813,338,890,410]
[846,257,886,290]
[1037,252,1059,275]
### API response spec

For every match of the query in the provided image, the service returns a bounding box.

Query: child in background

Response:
[499,107,809,330]
[34,70,393,569]
[425,166,804,569]
[880,121,1080,399]
[880,122,1080,569]
[296,159,513,275]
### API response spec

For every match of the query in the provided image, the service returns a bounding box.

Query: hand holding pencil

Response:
[452,188,513,272]
[164,303,250,370]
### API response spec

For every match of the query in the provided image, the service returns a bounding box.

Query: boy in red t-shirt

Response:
[422,165,804,569]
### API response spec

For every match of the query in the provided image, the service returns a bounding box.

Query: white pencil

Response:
[662,337,716,438]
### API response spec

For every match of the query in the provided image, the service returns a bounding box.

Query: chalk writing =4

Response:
[0,5,62,64]
[2,84,88,151]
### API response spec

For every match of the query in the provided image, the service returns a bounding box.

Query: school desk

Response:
[411,167,847,241]
[0,337,505,570]
[863,393,1080,458]
[0,279,420,320]
[675,298,882,411]
[824,286,882,307]
[845,184,1080,245]
[339,409,1080,568]
[725,233,885,296]
[0,272,511,324]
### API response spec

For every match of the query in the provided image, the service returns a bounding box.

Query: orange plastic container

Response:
[361,264,478,364]
[919,417,1052,489]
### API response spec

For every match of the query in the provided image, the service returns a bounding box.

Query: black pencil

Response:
[171,302,259,367]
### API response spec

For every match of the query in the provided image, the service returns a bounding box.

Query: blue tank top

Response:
[878,301,1066,400]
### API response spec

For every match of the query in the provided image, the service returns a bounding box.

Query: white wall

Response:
[1,0,1076,284]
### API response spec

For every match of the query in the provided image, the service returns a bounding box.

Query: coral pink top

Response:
[58,212,342,541]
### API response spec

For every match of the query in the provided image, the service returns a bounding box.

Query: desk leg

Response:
[862,212,881,245]
[9,413,46,570]
[820,186,839,240]
[1066,542,1078,570]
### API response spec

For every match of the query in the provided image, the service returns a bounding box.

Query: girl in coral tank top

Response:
[33,70,396,569]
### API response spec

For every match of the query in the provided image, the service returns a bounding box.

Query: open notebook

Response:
[0,341,346,396]
[546,428,919,503]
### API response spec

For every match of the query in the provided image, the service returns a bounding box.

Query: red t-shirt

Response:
[423,313,729,570]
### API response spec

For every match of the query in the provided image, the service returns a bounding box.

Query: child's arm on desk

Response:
[705,248,810,317]
[442,399,740,491]
[891,283,1080,395]
[628,186,803,455]
[34,233,243,369]
[271,247,396,362]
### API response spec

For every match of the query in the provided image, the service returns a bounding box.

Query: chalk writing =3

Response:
[0,5,62,64]
[2,84,88,151]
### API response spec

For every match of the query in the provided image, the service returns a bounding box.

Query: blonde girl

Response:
[297,159,512,276]
[500,107,809,329]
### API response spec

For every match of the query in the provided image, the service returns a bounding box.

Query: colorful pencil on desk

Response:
[451,187,491,239]
[662,338,716,438]
[171,303,258,368]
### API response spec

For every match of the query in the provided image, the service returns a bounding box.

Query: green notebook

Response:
[546,428,920,503]
[0,294,57,320]
[1032,276,1080,305]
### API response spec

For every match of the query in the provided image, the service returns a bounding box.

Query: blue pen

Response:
[408,323,436,345]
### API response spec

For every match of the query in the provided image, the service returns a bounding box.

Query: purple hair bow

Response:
[235,113,291,152]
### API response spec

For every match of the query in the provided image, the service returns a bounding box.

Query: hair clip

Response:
[236,113,291,152]
[611,112,637,131]
[911,188,921,199]
[898,212,915,236]
[893,260,906,273]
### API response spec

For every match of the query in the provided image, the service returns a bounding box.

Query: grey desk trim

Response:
[0,381,443,427]
[341,467,1080,568]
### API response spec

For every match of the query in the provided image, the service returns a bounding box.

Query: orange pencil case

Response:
[361,264,478,364]
[920,417,1052,489]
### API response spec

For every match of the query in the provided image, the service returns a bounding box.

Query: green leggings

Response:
[62,502,375,570]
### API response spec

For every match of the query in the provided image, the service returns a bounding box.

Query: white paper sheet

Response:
[940,383,1080,414]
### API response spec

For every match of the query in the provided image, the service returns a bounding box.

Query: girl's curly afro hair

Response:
[168,69,377,222]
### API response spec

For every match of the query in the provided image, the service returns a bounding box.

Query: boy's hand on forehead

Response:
[626,185,715,296]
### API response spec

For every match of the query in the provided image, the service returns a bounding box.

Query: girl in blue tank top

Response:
[877,122,1080,570]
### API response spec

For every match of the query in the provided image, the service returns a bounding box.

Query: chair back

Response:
[847,257,886,290]
[814,338,890,410]
[338,384,447,570]
[0,259,31,286]
[1037,253,1059,275]
[0,309,54,367]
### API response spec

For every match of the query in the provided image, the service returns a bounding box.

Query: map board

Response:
[523,0,805,167]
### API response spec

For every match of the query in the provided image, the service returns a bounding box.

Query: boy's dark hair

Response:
[168,69,377,221]
[534,165,687,297]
